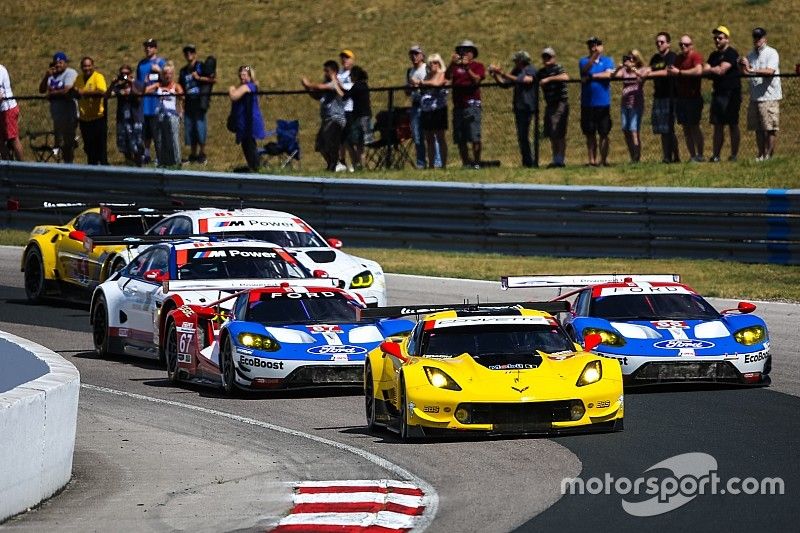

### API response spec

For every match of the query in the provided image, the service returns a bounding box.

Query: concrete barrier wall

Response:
[0,330,80,522]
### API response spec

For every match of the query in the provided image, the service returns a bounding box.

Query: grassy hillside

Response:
[4,0,800,181]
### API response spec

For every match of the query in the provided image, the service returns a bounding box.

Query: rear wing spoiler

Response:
[84,234,209,251]
[500,274,681,290]
[360,301,570,319]
[162,278,341,294]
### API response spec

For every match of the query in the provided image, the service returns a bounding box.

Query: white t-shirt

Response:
[0,65,18,112]
[407,63,427,106]
[337,68,353,112]
[746,44,781,101]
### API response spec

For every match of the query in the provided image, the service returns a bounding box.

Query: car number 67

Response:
[178,332,193,353]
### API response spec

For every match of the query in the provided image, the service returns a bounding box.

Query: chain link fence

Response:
[5,75,799,172]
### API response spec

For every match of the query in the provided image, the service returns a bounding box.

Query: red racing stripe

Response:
[297,486,424,497]
[291,502,424,516]
[271,525,409,533]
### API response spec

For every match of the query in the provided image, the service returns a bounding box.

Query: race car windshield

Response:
[421,324,575,366]
[239,230,326,248]
[246,293,359,324]
[590,293,720,320]
[176,248,308,280]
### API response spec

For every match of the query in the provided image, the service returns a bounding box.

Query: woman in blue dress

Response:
[228,65,266,171]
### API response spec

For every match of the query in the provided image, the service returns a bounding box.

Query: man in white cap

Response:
[740,27,781,161]
[445,39,486,168]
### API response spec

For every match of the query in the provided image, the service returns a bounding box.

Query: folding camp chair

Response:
[26,131,63,163]
[259,119,301,170]
[364,107,415,170]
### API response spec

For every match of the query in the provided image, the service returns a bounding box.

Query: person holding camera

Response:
[445,39,486,169]
[579,37,615,166]
[179,44,215,164]
[412,53,449,169]
[614,50,645,163]
[144,61,183,167]
[38,52,78,163]
[108,64,144,165]
[489,50,537,168]
[136,38,166,164]
[74,57,108,165]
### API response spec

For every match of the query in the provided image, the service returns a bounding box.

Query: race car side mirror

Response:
[380,341,408,362]
[583,333,602,352]
[721,301,757,315]
[326,238,343,249]
[68,230,86,242]
[313,269,329,278]
[144,269,168,282]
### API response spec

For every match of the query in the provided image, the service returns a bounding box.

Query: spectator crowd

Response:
[0,25,787,170]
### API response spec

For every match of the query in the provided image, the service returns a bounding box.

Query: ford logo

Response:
[307,345,368,355]
[653,339,715,350]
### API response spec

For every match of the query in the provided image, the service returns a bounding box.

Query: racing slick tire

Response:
[398,375,423,441]
[106,257,126,280]
[164,320,181,384]
[220,335,238,395]
[23,247,46,303]
[92,294,112,357]
[365,362,378,431]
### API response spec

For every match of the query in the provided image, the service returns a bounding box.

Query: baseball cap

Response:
[541,47,556,57]
[712,26,730,38]
[586,36,603,46]
[52,51,68,62]
[409,45,424,55]
[143,38,158,47]
[511,50,531,63]
[340,49,355,59]
[752,27,767,39]
[182,44,197,53]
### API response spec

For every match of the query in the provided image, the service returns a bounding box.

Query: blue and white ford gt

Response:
[501,275,771,386]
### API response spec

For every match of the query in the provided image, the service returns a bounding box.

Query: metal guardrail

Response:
[1,161,797,264]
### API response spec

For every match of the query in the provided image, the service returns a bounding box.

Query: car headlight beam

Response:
[582,327,626,347]
[351,270,374,289]
[423,366,462,391]
[237,332,280,351]
[734,326,766,346]
[576,360,603,387]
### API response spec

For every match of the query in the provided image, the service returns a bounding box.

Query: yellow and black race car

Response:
[21,205,163,303]
[363,303,624,440]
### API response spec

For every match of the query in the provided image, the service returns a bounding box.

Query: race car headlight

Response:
[423,367,462,391]
[576,360,603,387]
[734,326,766,346]
[238,332,280,351]
[582,327,626,347]
[351,270,374,289]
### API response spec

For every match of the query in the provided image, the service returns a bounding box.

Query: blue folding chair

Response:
[259,120,301,169]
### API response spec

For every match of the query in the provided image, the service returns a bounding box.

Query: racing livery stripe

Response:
[270,480,427,532]
[198,219,208,233]
[176,249,188,266]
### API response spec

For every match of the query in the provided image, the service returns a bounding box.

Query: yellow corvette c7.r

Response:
[21,206,160,303]
[363,303,624,439]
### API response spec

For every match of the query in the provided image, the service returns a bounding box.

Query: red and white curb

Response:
[270,480,428,532]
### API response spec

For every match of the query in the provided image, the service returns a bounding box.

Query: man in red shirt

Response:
[445,39,486,168]
[668,34,705,161]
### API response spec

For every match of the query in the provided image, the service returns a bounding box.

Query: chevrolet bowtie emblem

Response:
[511,386,529,393]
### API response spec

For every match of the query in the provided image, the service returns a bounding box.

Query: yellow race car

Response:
[21,206,161,303]
[363,303,624,439]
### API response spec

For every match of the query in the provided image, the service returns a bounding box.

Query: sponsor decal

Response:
[331,353,349,362]
[423,406,440,413]
[177,322,195,333]
[599,286,692,297]
[511,386,530,393]
[191,249,277,259]
[653,339,715,350]
[213,220,245,228]
[236,347,253,355]
[177,352,192,363]
[307,345,368,355]
[178,305,193,317]
[238,355,285,369]
[600,354,629,365]
[488,363,538,370]
[744,351,769,364]
[595,400,611,408]
[651,320,689,329]
[118,328,129,338]
[268,291,337,299]
[307,324,344,333]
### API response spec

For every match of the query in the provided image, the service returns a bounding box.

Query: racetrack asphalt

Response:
[0,247,797,532]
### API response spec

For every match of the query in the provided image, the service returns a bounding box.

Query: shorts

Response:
[142,115,159,142]
[453,105,481,144]
[183,110,208,145]
[676,98,703,126]
[709,91,741,126]
[580,106,611,136]
[0,105,20,141]
[421,107,448,131]
[342,111,360,145]
[315,118,344,154]
[651,98,674,134]
[543,101,568,138]
[621,106,643,132]
[350,115,373,145]
[52,113,77,149]
[747,100,780,131]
